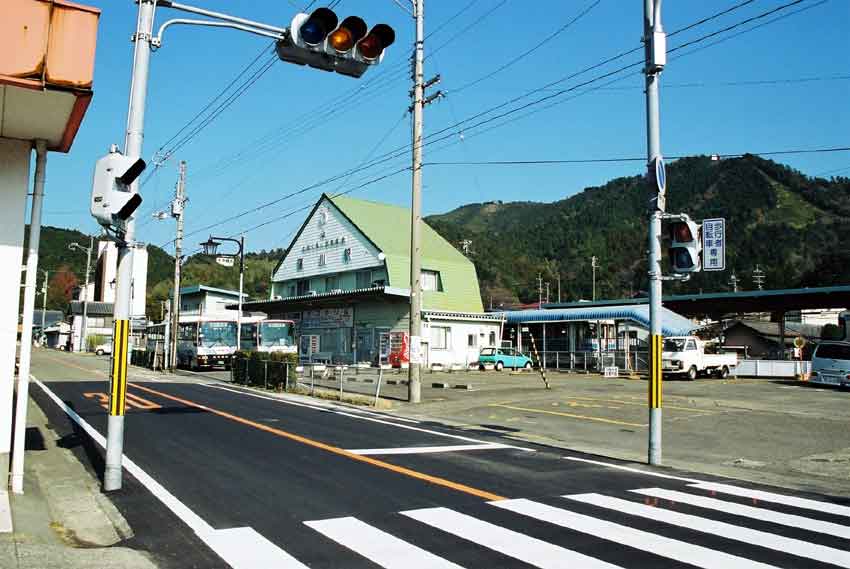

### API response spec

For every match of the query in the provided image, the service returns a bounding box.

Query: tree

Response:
[47,266,78,310]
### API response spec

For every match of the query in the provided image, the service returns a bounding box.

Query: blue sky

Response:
[43,0,849,254]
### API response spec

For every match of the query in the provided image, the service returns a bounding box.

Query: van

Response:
[809,341,850,388]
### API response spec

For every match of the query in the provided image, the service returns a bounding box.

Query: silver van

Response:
[810,341,850,388]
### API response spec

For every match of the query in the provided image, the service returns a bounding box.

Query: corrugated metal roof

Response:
[69,301,113,315]
[499,304,696,336]
[180,284,248,298]
[330,195,484,313]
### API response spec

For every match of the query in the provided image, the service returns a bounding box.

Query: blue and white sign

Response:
[702,218,726,271]
[653,156,666,194]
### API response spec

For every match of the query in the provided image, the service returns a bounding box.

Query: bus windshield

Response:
[260,322,294,347]
[199,321,237,347]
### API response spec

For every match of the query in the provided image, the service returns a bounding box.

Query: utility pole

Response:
[105,0,155,492]
[69,237,93,352]
[728,272,739,292]
[644,0,666,466]
[753,264,765,290]
[545,282,550,304]
[591,256,599,301]
[170,161,186,370]
[40,270,48,339]
[557,274,561,303]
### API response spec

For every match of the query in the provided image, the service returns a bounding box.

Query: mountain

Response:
[424,155,850,307]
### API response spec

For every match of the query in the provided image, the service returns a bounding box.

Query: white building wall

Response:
[132,246,148,318]
[97,241,118,303]
[0,139,30,472]
[274,197,383,283]
[422,319,501,368]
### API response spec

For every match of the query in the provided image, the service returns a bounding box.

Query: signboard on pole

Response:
[215,256,234,268]
[702,218,726,271]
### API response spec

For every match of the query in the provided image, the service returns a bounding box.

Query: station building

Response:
[240,194,501,367]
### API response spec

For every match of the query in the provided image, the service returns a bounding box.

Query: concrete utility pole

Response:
[105,0,155,492]
[170,161,186,370]
[644,0,666,466]
[591,256,598,301]
[753,264,765,290]
[69,237,93,352]
[537,273,543,307]
[40,270,48,338]
[408,0,425,404]
[10,139,48,494]
[728,272,739,292]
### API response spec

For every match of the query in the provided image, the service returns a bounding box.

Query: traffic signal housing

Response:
[668,217,702,273]
[276,7,395,78]
[90,146,145,232]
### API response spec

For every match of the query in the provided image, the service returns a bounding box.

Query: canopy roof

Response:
[500,304,696,336]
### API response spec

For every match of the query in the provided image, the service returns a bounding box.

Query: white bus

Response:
[240,319,297,355]
[177,317,239,369]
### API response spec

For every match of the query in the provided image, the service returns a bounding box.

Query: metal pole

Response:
[407,0,424,404]
[40,270,48,341]
[237,235,244,350]
[171,161,185,370]
[80,236,92,352]
[11,139,48,494]
[644,0,665,466]
[105,0,155,492]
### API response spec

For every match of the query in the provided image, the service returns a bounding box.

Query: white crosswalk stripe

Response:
[687,481,850,519]
[491,498,780,569]
[632,487,850,540]
[401,506,624,569]
[568,492,850,568]
[300,484,850,569]
[304,516,465,569]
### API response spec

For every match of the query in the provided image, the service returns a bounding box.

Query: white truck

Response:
[661,336,737,380]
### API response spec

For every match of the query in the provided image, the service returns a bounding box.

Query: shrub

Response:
[232,350,297,390]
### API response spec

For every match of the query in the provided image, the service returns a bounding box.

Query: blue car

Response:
[478,347,533,371]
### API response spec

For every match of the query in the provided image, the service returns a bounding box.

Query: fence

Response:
[130,341,167,371]
[734,359,810,378]
[536,350,649,373]
[231,357,294,391]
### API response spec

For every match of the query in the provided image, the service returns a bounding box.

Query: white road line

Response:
[34,379,309,569]
[568,493,850,568]
[562,456,700,482]
[401,506,623,569]
[632,487,850,540]
[202,383,534,452]
[347,443,509,455]
[491,499,779,569]
[687,481,850,519]
[305,516,465,569]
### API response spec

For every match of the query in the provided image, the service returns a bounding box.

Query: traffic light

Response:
[90,145,145,232]
[276,7,395,78]
[668,216,702,273]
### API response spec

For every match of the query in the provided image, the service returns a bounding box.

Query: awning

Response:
[499,304,696,336]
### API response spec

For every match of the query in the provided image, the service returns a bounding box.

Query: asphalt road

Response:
[29,349,850,568]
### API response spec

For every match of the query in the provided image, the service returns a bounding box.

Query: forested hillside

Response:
[425,155,850,306]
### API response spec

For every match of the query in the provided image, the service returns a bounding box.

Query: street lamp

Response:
[69,237,94,352]
[200,235,245,349]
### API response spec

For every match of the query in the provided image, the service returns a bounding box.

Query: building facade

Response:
[179,285,250,318]
[245,194,500,366]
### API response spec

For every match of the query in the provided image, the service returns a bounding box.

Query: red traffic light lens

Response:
[670,223,694,242]
[357,24,395,60]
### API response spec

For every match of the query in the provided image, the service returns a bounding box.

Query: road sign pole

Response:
[105,0,155,492]
[644,0,665,466]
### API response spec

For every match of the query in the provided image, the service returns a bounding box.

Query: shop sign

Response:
[302,307,353,328]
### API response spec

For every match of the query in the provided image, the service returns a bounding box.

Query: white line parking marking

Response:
[34,378,309,569]
[347,443,509,455]
[305,516,465,569]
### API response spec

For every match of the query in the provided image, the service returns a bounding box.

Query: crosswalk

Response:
[300,481,850,568]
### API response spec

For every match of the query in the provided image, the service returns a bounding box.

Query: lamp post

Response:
[201,235,245,348]
[69,237,94,352]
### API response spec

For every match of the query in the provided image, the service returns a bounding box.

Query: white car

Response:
[809,341,850,388]
[94,343,112,356]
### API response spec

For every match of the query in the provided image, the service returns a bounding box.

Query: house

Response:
[721,319,822,359]
[179,285,251,318]
[69,301,113,352]
[242,194,501,366]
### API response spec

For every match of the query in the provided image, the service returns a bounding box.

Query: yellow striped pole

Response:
[649,334,662,409]
[109,319,130,416]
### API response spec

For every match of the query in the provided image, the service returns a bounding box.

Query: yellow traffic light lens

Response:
[329,28,354,52]
[357,34,382,60]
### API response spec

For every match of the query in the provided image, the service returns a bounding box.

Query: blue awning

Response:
[499,304,696,336]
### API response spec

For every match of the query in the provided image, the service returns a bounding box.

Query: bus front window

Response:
[260,323,293,347]
[199,322,237,347]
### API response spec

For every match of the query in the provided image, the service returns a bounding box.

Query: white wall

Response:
[0,139,30,474]
[97,241,117,303]
[274,197,383,284]
[132,246,148,318]
[423,319,501,367]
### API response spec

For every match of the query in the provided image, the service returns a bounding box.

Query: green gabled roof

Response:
[328,194,483,313]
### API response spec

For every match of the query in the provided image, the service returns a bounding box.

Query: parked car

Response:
[93,342,112,356]
[478,347,533,371]
[661,336,737,380]
[809,341,850,388]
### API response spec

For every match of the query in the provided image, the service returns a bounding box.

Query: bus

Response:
[177,317,239,369]
[240,319,297,355]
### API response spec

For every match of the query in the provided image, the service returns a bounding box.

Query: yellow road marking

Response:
[84,392,110,410]
[565,396,715,414]
[488,403,647,428]
[129,383,506,502]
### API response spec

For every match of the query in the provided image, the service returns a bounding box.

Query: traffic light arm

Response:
[153,18,285,47]
[150,0,287,48]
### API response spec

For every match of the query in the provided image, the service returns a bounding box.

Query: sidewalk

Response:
[1,396,157,569]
